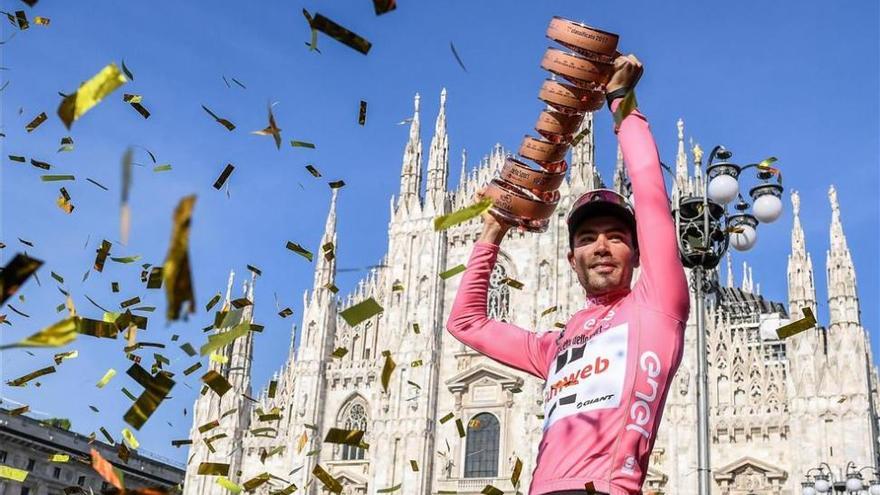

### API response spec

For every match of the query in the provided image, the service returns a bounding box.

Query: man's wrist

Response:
[478,225,508,245]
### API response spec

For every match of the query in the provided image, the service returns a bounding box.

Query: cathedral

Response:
[183,89,879,495]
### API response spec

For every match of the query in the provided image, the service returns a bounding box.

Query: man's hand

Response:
[606,53,643,95]
[475,185,513,245]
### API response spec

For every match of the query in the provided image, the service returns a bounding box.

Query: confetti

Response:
[378,484,403,493]
[163,195,197,321]
[311,13,372,55]
[305,164,322,177]
[302,9,320,53]
[183,362,202,376]
[6,365,55,386]
[291,140,315,149]
[57,187,75,213]
[201,370,232,397]
[216,477,243,493]
[120,146,133,244]
[90,449,124,490]
[511,457,523,488]
[268,380,278,398]
[776,307,817,339]
[123,364,175,430]
[201,105,235,131]
[0,253,43,306]
[439,264,466,280]
[312,464,343,494]
[33,16,48,25]
[200,322,252,356]
[57,136,74,152]
[339,297,383,327]
[328,180,345,189]
[9,405,29,415]
[373,0,396,15]
[584,481,597,493]
[480,486,503,495]
[0,465,28,482]
[121,427,140,449]
[96,369,117,388]
[450,42,468,72]
[87,177,108,190]
[49,454,69,463]
[434,198,493,231]
[358,100,367,125]
[213,163,235,190]
[323,427,364,447]
[53,350,78,364]
[197,462,230,476]
[30,158,52,170]
[540,305,558,317]
[58,63,127,129]
[251,102,282,150]
[40,174,75,181]
[455,418,466,437]
[121,59,134,80]
[14,10,28,30]
[571,126,591,146]
[25,111,47,132]
[503,277,524,289]
[286,241,314,262]
[381,351,396,393]
[612,90,638,132]
[278,307,293,318]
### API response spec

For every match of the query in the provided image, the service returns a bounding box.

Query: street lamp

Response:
[802,463,880,494]
[672,144,785,495]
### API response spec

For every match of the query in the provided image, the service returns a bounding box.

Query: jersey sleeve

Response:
[445,241,556,380]
[610,99,690,321]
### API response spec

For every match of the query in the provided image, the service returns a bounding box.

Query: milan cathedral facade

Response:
[184,89,879,495]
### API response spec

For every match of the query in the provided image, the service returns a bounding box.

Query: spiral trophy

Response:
[485,17,620,233]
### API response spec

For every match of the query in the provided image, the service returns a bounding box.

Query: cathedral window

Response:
[538,261,550,291]
[341,403,367,461]
[463,413,500,478]
[487,264,510,322]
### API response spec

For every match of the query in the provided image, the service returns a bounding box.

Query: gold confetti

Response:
[209,352,228,364]
[302,9,320,52]
[216,477,242,493]
[57,187,75,213]
[328,180,345,189]
[502,277,524,289]
[331,347,348,359]
[53,350,78,364]
[201,105,235,131]
[584,481,597,493]
[291,140,316,149]
[455,418,466,437]
[251,102,282,150]
[776,307,817,339]
[540,305,558,317]
[511,457,523,488]
[439,412,454,424]
[373,0,396,15]
[439,264,466,280]
[612,90,638,132]
[7,366,55,386]
[378,484,403,493]
[412,322,420,334]
[305,164,321,177]
[480,486,503,495]
[33,16,48,25]
[96,369,116,388]
[163,195,197,321]
[0,316,78,349]
[278,307,293,318]
[13,10,28,29]
[121,428,139,449]
[381,351,396,393]
[58,63,127,129]
[434,198,493,231]
[0,253,43,306]
[197,462,230,475]
[340,297,383,327]
[49,454,69,463]
[450,41,468,72]
[201,322,252,356]
[57,136,74,152]
[205,293,221,312]
[25,111,47,132]
[0,465,28,482]
[183,362,202,376]
[123,364,175,430]
[312,464,343,494]
[571,126,591,146]
[201,370,232,397]
[310,13,372,55]
[286,241,313,261]
[323,427,364,446]
[358,100,367,125]
[410,460,419,471]
[242,473,270,491]
[297,430,309,453]
[9,405,28,415]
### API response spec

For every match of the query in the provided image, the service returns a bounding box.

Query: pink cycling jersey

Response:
[446,100,690,495]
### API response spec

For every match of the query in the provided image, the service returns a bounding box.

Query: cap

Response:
[567,189,637,250]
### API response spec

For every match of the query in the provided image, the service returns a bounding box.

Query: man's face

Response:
[567,215,639,296]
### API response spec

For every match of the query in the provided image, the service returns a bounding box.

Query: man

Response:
[446,54,689,495]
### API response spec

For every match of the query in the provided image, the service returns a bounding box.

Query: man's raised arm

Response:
[609,55,689,321]
[445,207,554,380]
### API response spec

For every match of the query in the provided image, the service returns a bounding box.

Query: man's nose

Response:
[593,235,611,253]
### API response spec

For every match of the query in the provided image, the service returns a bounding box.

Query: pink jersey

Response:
[446,100,690,495]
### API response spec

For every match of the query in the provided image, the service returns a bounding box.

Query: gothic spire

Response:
[726,251,734,288]
[570,112,598,191]
[426,88,449,209]
[313,188,338,291]
[397,93,423,212]
[787,190,817,321]
[675,118,689,195]
[613,142,630,197]
[825,185,860,327]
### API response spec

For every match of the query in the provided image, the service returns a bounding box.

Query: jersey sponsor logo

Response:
[621,455,637,476]
[625,351,661,440]
[542,323,628,429]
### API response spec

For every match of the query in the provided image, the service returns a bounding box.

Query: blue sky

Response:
[0,0,877,464]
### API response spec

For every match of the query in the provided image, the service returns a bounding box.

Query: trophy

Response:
[485,17,620,233]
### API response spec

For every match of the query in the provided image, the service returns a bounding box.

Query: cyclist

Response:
[446,54,689,495]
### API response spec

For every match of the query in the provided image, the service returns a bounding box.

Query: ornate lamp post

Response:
[802,462,880,494]
[672,145,785,495]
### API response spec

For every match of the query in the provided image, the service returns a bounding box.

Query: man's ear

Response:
[567,249,575,271]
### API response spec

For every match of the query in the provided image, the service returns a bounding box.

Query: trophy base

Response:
[488,206,551,233]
